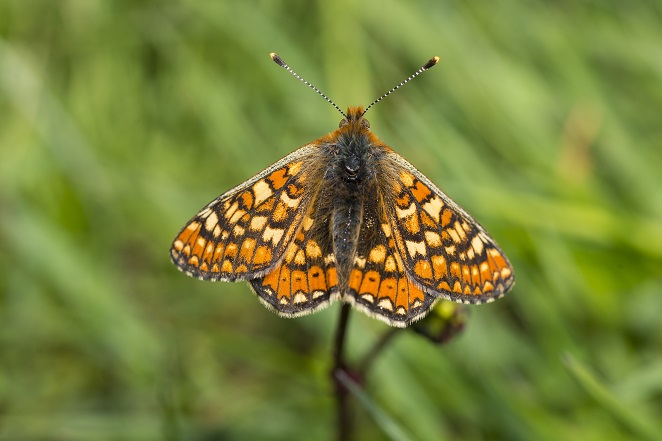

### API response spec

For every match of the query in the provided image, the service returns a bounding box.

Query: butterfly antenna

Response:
[270,53,347,118]
[362,56,440,116]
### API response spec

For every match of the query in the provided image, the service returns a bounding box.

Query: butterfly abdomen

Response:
[331,196,364,287]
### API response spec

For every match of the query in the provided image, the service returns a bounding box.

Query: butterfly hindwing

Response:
[344,180,437,327]
[380,152,515,303]
[170,145,323,281]
[249,193,340,317]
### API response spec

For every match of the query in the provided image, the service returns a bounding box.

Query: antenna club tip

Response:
[270,52,286,67]
[423,56,441,70]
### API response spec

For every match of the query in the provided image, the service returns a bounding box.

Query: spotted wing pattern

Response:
[345,185,437,327]
[381,153,514,303]
[170,145,322,281]
[249,206,340,317]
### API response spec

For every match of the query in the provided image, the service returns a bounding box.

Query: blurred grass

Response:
[1,0,662,440]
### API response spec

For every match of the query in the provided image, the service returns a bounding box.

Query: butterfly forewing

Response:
[381,152,515,303]
[170,145,324,281]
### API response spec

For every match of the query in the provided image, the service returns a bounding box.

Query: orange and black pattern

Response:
[382,156,513,303]
[249,205,340,317]
[171,147,322,281]
[171,106,514,327]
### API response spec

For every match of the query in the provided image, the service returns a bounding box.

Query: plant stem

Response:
[332,303,352,441]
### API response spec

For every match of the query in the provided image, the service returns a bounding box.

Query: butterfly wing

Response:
[170,144,325,281]
[344,180,438,327]
[249,192,340,317]
[379,151,514,304]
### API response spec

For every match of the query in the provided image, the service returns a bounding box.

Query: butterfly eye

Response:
[339,118,348,128]
[361,118,370,128]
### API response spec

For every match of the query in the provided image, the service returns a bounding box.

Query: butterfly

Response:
[170,53,514,327]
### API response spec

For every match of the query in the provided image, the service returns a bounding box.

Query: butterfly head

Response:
[339,106,371,130]
[328,106,382,184]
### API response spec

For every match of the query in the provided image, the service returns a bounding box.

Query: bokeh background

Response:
[1,1,661,440]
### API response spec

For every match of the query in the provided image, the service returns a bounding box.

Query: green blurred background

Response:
[1,1,661,440]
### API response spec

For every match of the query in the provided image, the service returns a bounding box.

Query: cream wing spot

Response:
[405,240,426,257]
[471,235,485,255]
[396,202,416,219]
[454,221,467,241]
[378,298,394,311]
[422,196,444,222]
[280,191,300,208]
[252,180,273,205]
[466,247,475,260]
[263,226,285,245]
[224,202,239,221]
[229,209,246,225]
[250,216,268,231]
[204,212,219,231]
[424,231,442,246]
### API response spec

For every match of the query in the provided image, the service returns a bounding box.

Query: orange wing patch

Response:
[171,146,322,282]
[383,156,514,304]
